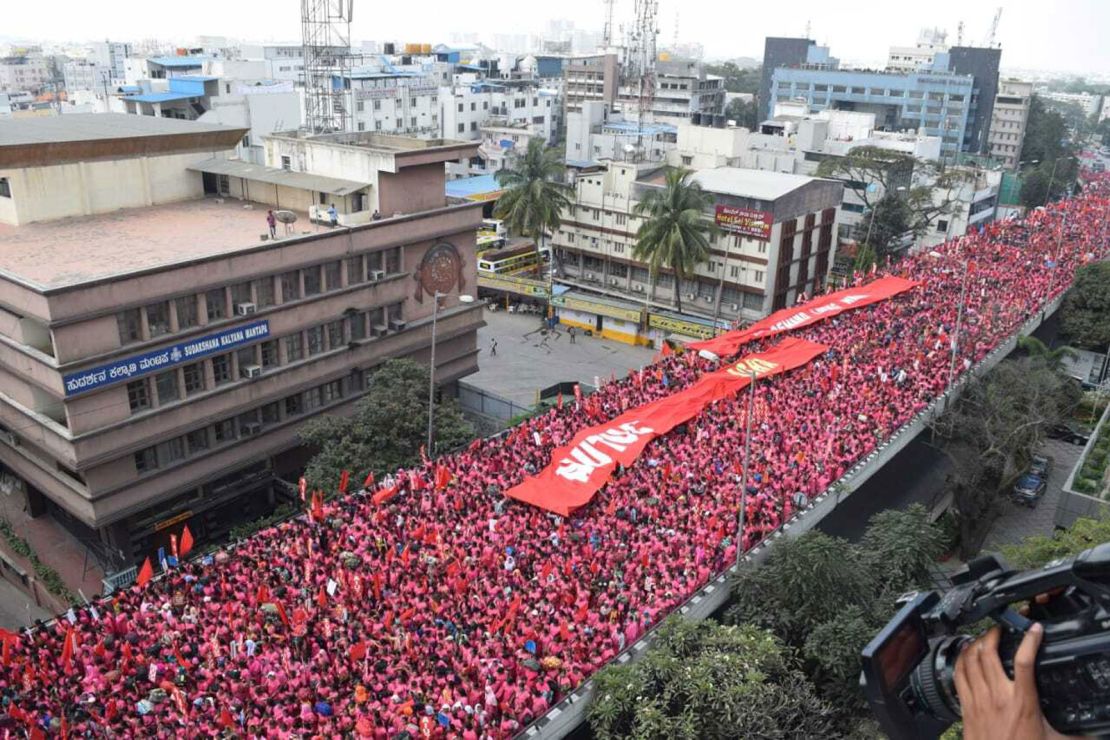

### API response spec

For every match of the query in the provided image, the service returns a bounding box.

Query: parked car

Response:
[1012,473,1047,508]
[1029,454,1052,478]
[1046,422,1091,446]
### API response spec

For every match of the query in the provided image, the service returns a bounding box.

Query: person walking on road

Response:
[266,210,277,238]
[490,338,498,357]
[568,326,576,344]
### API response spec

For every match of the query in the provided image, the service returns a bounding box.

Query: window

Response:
[304,386,324,411]
[458,123,465,133]
[145,302,170,338]
[302,265,321,296]
[183,362,204,395]
[260,340,278,369]
[205,288,227,321]
[324,260,341,291]
[175,296,198,330]
[212,353,232,385]
[261,402,281,426]
[375,121,382,132]
[236,346,257,375]
[155,370,179,404]
[284,333,304,362]
[373,99,381,111]
[306,326,325,356]
[326,319,344,348]
[0,178,10,198]
[185,428,209,454]
[470,102,476,111]
[384,246,402,274]
[284,394,304,417]
[280,271,300,302]
[213,418,236,444]
[346,256,364,284]
[410,116,417,128]
[350,312,367,341]
[322,380,343,404]
[936,219,949,233]
[753,270,765,282]
[237,410,260,436]
[156,437,185,466]
[134,446,158,473]
[280,155,291,171]
[457,102,463,112]
[730,265,740,279]
[127,379,150,412]
[230,282,252,309]
[254,278,275,308]
[470,121,477,131]
[117,309,142,344]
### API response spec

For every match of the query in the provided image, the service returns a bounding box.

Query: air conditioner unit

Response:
[585,272,595,280]
[241,364,262,379]
[240,422,262,437]
[730,303,740,311]
[702,295,713,304]
[369,269,385,281]
[236,302,257,316]
[633,284,645,292]
[389,318,407,332]
[609,278,619,286]
[372,324,389,338]
[686,293,696,301]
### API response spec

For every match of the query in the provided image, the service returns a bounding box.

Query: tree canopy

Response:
[298,358,474,492]
[493,138,573,269]
[703,62,761,95]
[632,168,716,313]
[1060,261,1110,350]
[588,617,841,740]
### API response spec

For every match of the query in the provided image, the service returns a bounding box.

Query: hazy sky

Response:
[4,0,1108,74]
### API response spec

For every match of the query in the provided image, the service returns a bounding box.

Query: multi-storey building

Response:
[0,54,50,93]
[617,58,725,124]
[763,39,999,155]
[348,71,442,137]
[63,60,108,94]
[564,53,619,116]
[566,101,678,164]
[89,41,132,85]
[549,163,842,344]
[988,79,1033,170]
[439,80,557,144]
[886,28,950,73]
[0,115,484,571]
[240,44,307,86]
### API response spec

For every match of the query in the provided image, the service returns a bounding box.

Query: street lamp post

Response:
[861,185,906,265]
[947,259,971,394]
[426,292,474,455]
[736,368,757,569]
[712,233,737,337]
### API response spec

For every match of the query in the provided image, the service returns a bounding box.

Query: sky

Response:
[3,0,1108,75]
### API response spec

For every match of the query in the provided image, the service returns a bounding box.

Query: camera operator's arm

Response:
[954,623,1087,740]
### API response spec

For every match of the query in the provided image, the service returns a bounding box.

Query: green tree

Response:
[1060,262,1110,350]
[816,146,967,258]
[1002,514,1110,570]
[1019,158,1078,209]
[703,62,761,94]
[931,357,1076,559]
[493,138,573,273]
[588,617,842,740]
[1017,335,1079,371]
[725,505,946,725]
[298,359,473,491]
[1022,96,1069,165]
[632,168,716,314]
[725,96,758,129]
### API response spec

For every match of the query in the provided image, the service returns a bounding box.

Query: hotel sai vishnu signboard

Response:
[715,205,773,241]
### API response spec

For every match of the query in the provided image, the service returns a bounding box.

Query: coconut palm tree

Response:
[493,138,573,274]
[1018,335,1078,371]
[632,168,716,314]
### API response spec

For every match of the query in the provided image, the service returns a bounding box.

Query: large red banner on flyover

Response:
[506,338,828,516]
[690,276,919,359]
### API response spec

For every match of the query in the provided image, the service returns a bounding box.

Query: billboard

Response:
[715,205,774,241]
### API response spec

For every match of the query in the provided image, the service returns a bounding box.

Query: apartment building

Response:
[0,54,50,93]
[348,71,442,137]
[0,115,484,570]
[617,58,725,124]
[988,79,1033,170]
[550,163,842,344]
[564,53,619,116]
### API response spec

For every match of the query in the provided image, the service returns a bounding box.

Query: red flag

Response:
[311,491,324,522]
[350,641,368,662]
[316,586,328,609]
[219,708,235,728]
[179,525,194,558]
[338,469,350,494]
[661,341,673,356]
[557,392,563,410]
[60,714,68,740]
[121,641,133,672]
[274,602,290,629]
[174,644,189,672]
[410,471,427,491]
[169,534,178,560]
[255,584,270,606]
[363,471,375,490]
[560,622,571,642]
[373,484,399,505]
[419,444,429,464]
[540,562,553,582]
[60,627,76,671]
[435,465,451,490]
[298,476,307,502]
[136,557,153,588]
[400,544,411,567]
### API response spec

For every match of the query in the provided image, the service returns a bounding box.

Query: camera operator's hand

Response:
[955,623,1084,740]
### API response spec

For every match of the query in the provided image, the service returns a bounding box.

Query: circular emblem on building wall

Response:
[414,242,464,302]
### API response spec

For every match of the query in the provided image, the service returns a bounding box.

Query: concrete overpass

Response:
[518,295,1065,740]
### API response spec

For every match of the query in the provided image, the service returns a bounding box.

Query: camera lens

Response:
[909,635,971,722]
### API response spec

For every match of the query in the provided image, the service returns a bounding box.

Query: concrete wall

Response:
[378,162,446,216]
[0,152,212,225]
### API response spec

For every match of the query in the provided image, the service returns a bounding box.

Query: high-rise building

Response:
[946,46,1002,154]
[758,37,814,122]
[89,41,132,85]
[564,53,619,116]
[988,79,1033,170]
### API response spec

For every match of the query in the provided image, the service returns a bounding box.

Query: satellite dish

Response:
[623,144,636,153]
[274,210,297,224]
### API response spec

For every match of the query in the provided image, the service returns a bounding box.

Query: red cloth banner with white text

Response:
[506,338,828,515]
[689,276,919,359]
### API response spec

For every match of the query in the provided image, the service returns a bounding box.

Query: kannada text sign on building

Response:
[715,205,773,241]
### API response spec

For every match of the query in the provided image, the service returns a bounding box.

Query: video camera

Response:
[860,543,1110,739]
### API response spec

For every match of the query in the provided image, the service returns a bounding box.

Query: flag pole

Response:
[736,368,757,570]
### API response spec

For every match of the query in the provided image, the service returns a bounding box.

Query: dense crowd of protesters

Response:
[1,175,1107,738]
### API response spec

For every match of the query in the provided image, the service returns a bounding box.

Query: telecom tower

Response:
[602,0,616,48]
[622,0,659,152]
[301,0,354,134]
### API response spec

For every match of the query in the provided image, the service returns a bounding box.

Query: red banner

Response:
[506,338,828,515]
[691,276,919,359]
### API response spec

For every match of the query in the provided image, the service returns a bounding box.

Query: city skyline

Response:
[2,0,1108,76]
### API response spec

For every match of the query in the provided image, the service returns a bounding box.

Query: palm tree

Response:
[632,168,716,314]
[493,138,573,275]
[1018,335,1078,371]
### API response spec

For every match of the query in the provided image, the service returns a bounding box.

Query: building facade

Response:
[0,54,50,93]
[988,79,1033,170]
[89,41,132,85]
[63,61,108,94]
[564,53,619,116]
[0,116,485,570]
[617,58,725,124]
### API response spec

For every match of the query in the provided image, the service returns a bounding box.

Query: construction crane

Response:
[983,7,1002,48]
[301,0,354,134]
[602,0,617,49]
